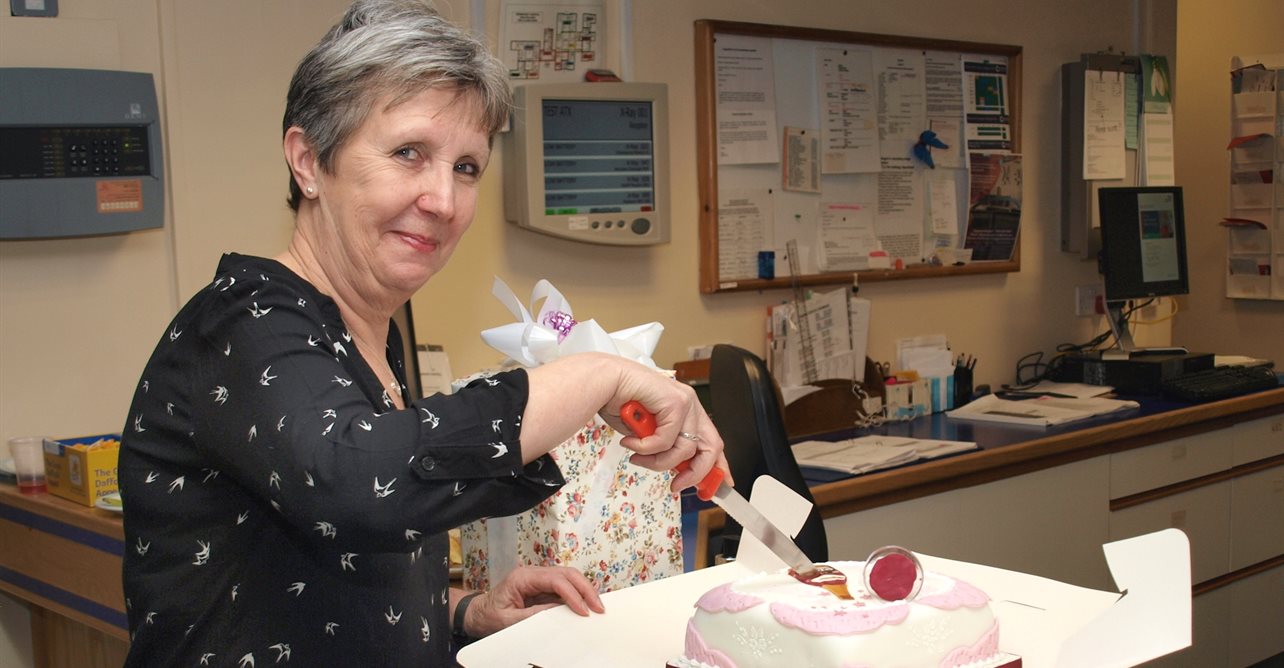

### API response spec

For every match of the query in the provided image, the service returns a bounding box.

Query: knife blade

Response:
[618,400,815,573]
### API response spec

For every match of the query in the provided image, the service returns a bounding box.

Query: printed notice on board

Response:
[818,202,878,271]
[964,153,1022,261]
[718,189,772,281]
[963,57,1011,152]
[817,46,879,173]
[715,34,779,165]
[1083,70,1126,180]
[782,126,821,192]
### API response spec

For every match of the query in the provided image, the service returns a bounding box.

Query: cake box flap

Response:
[1055,528,1192,667]
[732,475,815,572]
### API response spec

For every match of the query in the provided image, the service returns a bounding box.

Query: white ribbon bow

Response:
[480,277,664,369]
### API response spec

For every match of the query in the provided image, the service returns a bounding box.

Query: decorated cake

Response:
[672,559,1015,668]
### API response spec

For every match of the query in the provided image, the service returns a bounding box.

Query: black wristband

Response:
[453,592,482,639]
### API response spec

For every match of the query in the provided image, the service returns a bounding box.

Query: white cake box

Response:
[459,478,1191,668]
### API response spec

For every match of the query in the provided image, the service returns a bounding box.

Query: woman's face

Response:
[313,86,491,301]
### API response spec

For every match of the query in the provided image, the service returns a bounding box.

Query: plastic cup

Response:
[9,436,48,495]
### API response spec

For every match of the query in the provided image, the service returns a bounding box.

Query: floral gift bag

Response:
[458,278,683,593]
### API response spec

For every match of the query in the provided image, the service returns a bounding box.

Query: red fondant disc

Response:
[868,552,917,601]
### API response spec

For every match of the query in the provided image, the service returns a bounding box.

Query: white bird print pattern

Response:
[420,408,439,428]
[193,540,210,565]
[269,643,291,663]
[121,259,551,663]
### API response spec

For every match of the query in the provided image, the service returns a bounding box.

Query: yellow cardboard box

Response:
[42,434,120,506]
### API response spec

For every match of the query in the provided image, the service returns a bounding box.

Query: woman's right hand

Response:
[522,352,731,493]
[602,363,731,494]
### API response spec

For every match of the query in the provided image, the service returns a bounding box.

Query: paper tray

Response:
[459,528,1191,668]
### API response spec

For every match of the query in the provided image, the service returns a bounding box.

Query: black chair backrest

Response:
[708,344,829,562]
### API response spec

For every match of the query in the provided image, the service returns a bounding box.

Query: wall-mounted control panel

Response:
[1,68,165,239]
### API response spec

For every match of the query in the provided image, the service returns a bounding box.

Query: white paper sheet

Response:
[715,34,779,165]
[1083,70,1126,180]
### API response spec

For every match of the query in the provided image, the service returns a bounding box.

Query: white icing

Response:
[686,561,998,668]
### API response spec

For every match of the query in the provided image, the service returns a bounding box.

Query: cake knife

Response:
[619,401,851,598]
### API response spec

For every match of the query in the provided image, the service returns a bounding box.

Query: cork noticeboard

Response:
[694,20,1023,294]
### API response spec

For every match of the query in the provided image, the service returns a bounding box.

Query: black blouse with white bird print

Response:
[120,253,563,666]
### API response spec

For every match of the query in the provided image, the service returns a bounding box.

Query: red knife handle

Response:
[620,400,724,501]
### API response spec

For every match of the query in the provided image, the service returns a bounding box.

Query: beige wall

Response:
[1171,0,1284,360]
[0,0,1278,662]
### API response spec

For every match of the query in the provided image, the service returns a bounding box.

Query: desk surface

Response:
[802,385,1284,517]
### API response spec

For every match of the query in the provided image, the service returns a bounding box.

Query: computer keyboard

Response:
[1160,365,1279,402]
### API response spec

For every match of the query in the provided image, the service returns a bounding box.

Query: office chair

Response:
[707,344,829,563]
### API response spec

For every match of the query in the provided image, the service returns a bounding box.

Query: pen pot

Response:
[954,366,974,406]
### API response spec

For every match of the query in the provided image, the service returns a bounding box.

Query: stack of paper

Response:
[791,435,977,475]
[946,394,1139,427]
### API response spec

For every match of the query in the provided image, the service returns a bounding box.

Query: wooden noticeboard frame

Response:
[695,20,1023,294]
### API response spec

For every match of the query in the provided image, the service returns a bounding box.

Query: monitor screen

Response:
[1098,186,1189,301]
[503,82,669,246]
[542,98,656,216]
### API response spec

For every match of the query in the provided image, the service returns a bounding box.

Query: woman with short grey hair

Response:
[119,1,727,664]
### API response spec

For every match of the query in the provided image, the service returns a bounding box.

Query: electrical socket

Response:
[1075,284,1103,317]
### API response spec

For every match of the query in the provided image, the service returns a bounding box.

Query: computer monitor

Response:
[503,82,669,246]
[1097,186,1189,357]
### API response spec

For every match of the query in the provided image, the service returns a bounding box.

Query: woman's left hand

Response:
[464,566,605,637]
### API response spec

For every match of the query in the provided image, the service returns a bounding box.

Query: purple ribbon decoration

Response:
[541,310,577,342]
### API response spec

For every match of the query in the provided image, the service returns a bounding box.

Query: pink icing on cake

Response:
[679,561,1003,668]
[940,621,1000,668]
[694,582,765,613]
[768,600,910,634]
[916,577,991,611]
[684,619,739,668]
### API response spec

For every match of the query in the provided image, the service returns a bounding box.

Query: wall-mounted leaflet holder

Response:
[0,68,165,239]
[1060,53,1144,260]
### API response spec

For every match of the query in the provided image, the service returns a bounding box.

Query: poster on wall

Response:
[963,153,1023,261]
[500,0,605,83]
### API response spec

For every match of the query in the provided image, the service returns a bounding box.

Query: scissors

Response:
[874,361,891,379]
